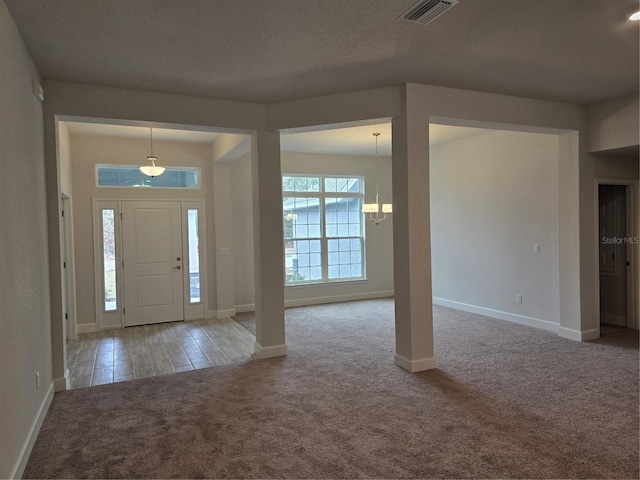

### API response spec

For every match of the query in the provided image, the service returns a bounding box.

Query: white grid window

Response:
[283,175,365,285]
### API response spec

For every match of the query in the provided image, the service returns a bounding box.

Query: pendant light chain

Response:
[374,132,380,199]
[139,126,166,177]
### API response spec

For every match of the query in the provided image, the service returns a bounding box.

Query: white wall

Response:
[430,129,561,330]
[231,150,394,309]
[0,1,53,477]
[68,134,217,330]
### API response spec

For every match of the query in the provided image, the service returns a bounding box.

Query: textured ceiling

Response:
[6,0,639,105]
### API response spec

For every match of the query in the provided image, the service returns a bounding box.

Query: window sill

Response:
[285,278,368,289]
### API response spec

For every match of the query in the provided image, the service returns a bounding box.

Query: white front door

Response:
[122,200,184,326]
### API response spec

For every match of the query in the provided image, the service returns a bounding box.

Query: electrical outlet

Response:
[534,244,540,254]
[516,294,523,304]
[36,371,40,389]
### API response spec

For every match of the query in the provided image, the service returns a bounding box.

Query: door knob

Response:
[173,265,182,270]
[177,257,181,261]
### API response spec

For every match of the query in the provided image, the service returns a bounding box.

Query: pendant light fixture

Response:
[139,127,166,177]
[362,132,392,225]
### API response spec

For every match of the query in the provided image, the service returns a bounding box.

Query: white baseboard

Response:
[254,342,288,359]
[10,382,54,479]
[394,354,437,372]
[217,308,236,319]
[285,290,394,308]
[233,291,394,314]
[53,369,70,392]
[600,313,627,327]
[76,323,97,334]
[235,303,255,313]
[433,297,559,333]
[558,327,600,342]
[206,309,237,320]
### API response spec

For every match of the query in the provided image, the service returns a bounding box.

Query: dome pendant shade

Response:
[139,156,165,177]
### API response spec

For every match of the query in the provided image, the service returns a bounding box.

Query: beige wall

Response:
[231,150,394,308]
[430,129,561,329]
[588,153,639,179]
[68,134,217,329]
[587,94,639,153]
[0,1,52,477]
[230,154,255,307]
[58,122,73,196]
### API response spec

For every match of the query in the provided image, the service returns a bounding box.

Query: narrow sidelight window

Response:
[187,209,201,303]
[102,209,117,311]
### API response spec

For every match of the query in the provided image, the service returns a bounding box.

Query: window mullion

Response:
[321,194,328,281]
[283,174,365,285]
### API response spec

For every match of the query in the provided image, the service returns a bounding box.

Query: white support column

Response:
[391,106,436,372]
[557,131,586,340]
[251,130,287,358]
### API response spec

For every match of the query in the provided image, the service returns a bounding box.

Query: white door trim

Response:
[61,195,78,341]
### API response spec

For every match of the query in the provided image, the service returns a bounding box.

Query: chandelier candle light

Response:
[362,132,392,225]
[139,127,166,177]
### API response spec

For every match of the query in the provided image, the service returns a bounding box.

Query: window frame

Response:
[95,164,201,189]
[186,208,201,305]
[282,173,366,286]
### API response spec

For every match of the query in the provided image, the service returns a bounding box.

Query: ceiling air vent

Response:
[399,0,459,26]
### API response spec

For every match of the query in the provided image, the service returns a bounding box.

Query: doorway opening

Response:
[597,181,639,335]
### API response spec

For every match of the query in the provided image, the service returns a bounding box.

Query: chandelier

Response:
[362,132,392,225]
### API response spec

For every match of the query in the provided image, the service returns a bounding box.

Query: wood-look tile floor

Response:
[66,317,255,389]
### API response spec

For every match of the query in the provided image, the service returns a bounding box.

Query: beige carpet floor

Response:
[24,300,639,479]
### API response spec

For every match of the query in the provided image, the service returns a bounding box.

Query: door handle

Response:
[173,265,182,270]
